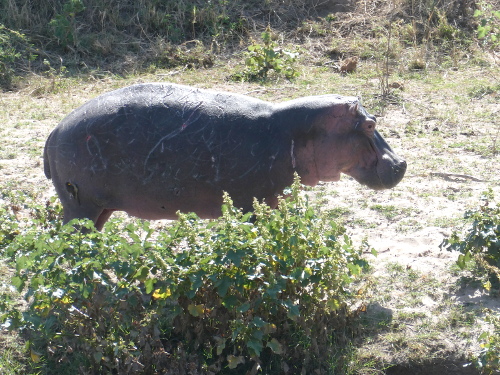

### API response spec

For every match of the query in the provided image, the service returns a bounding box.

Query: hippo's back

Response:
[62,83,273,127]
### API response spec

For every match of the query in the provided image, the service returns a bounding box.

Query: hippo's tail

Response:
[43,131,53,180]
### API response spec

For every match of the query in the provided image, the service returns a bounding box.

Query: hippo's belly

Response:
[116,183,226,220]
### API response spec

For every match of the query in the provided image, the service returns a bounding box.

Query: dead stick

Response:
[407,172,487,182]
[430,172,486,182]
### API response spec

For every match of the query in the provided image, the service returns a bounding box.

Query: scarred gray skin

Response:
[44,83,407,230]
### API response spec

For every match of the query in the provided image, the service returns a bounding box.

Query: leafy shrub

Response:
[232,29,300,82]
[49,0,86,49]
[441,189,500,280]
[476,313,500,374]
[0,24,36,89]
[441,189,500,373]
[474,1,500,50]
[0,176,366,374]
[0,208,18,251]
[435,10,459,40]
[0,190,62,248]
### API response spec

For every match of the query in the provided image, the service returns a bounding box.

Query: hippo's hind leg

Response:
[62,204,113,231]
[95,209,115,231]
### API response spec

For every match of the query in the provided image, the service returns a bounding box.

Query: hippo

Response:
[43,83,406,230]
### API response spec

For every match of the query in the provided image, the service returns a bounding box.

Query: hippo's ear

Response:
[348,103,359,116]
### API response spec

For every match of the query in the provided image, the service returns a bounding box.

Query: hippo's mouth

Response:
[374,151,407,189]
[347,131,407,190]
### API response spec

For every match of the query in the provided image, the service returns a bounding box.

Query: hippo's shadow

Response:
[354,301,481,374]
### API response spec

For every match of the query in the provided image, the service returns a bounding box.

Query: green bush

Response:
[49,0,86,49]
[476,313,500,374]
[0,190,62,248]
[232,29,300,82]
[441,189,500,278]
[0,176,366,374]
[0,24,36,89]
[475,1,500,50]
[441,189,500,373]
[0,206,18,249]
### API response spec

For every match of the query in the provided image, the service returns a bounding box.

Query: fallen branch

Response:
[430,172,486,182]
[407,172,487,182]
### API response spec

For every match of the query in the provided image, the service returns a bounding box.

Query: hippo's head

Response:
[297,100,406,190]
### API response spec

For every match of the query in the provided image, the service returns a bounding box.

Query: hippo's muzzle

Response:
[350,131,407,190]
[374,131,407,189]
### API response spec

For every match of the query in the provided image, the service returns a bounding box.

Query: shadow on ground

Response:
[385,361,480,375]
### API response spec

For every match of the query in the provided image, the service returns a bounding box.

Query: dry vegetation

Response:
[1,0,500,374]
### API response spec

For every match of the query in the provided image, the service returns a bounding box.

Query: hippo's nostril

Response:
[398,160,407,173]
[390,160,407,185]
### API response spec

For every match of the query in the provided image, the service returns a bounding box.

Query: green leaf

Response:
[288,304,300,318]
[226,248,246,266]
[189,272,204,293]
[216,338,226,355]
[227,354,244,369]
[247,338,263,356]
[282,299,300,318]
[267,338,283,354]
[93,351,103,363]
[479,331,490,341]
[478,25,488,39]
[81,284,93,299]
[347,263,362,276]
[215,277,231,297]
[457,251,471,269]
[144,278,155,294]
[188,304,204,317]
[11,276,24,292]
[133,266,149,281]
[290,267,312,282]
[238,301,251,313]
[16,255,30,271]
[326,298,342,311]
[222,295,238,309]
[252,316,267,328]
[265,278,286,298]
